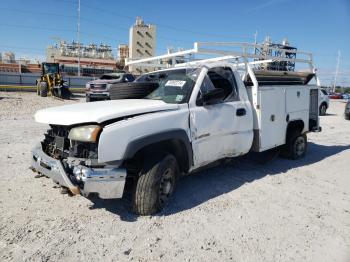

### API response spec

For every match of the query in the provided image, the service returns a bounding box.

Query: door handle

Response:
[236,108,246,116]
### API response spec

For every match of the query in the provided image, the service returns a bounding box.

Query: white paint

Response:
[34,99,179,125]
[98,104,190,163]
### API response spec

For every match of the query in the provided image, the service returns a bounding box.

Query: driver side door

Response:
[189,67,250,168]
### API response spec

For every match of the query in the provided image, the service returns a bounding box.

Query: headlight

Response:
[68,125,101,142]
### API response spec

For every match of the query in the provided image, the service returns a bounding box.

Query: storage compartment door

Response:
[259,88,286,151]
[286,88,309,112]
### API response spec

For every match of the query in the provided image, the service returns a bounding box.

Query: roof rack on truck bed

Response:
[125,41,320,86]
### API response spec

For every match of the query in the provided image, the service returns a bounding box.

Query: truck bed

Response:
[247,84,319,152]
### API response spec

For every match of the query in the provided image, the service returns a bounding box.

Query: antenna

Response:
[77,0,81,76]
[332,50,341,93]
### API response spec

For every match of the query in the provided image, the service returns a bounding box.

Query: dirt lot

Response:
[0,92,349,262]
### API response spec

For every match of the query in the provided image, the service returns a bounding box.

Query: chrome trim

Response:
[73,165,126,199]
[31,145,78,192]
[31,145,126,199]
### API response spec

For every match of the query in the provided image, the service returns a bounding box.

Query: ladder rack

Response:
[125,41,315,72]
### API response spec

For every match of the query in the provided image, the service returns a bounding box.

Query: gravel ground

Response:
[0,92,349,262]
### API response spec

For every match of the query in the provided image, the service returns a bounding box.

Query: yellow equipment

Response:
[36,63,71,99]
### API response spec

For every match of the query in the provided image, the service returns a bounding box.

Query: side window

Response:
[196,67,239,106]
[124,74,135,82]
[196,75,216,106]
[207,67,238,101]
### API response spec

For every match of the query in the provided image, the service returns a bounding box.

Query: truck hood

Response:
[35,99,179,126]
[88,79,122,85]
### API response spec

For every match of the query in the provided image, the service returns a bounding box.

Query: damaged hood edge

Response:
[35,99,179,126]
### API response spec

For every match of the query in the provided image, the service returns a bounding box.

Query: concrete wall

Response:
[0,72,95,88]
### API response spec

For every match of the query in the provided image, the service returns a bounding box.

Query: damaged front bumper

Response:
[30,145,126,199]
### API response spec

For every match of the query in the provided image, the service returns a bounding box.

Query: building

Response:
[1,51,15,63]
[46,41,118,76]
[128,17,156,74]
[117,44,129,65]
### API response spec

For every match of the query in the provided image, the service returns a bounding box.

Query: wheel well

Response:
[286,120,304,139]
[320,102,328,108]
[128,139,191,173]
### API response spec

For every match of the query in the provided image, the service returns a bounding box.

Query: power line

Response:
[1,3,253,40]
[0,8,195,45]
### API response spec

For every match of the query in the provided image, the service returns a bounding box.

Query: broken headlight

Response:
[68,125,101,143]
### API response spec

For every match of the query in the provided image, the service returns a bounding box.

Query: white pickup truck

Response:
[31,44,321,215]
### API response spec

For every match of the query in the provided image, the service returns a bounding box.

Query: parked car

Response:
[341,93,350,100]
[319,89,329,115]
[85,72,135,102]
[329,93,342,99]
[31,60,321,215]
[345,100,350,120]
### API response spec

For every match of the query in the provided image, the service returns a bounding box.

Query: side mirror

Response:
[202,88,226,105]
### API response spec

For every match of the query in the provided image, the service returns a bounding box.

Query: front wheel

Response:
[280,131,307,160]
[39,82,48,97]
[130,153,179,215]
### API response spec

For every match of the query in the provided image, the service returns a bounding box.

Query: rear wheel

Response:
[39,82,48,97]
[280,131,307,159]
[319,103,327,116]
[127,153,179,215]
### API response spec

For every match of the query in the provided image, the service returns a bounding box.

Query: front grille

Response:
[42,125,71,159]
[42,125,98,160]
[90,84,107,90]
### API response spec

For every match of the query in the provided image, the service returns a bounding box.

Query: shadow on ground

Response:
[88,142,350,221]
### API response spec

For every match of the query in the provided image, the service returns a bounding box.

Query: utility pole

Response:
[333,50,340,93]
[77,0,81,76]
[253,30,258,55]
[254,30,258,44]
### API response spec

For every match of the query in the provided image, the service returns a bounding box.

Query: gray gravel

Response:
[0,92,349,262]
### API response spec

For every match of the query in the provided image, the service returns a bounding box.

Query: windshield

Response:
[100,74,122,80]
[139,68,199,104]
[43,63,59,74]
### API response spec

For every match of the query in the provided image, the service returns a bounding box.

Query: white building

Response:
[129,17,156,74]
[1,51,15,63]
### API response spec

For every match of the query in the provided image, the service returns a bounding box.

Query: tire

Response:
[39,82,48,97]
[319,103,327,116]
[128,153,179,215]
[280,130,307,160]
[86,96,91,102]
[109,82,158,100]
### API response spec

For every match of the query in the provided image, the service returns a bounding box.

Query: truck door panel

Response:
[189,67,252,168]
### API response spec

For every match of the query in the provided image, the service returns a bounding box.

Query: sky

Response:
[0,0,349,86]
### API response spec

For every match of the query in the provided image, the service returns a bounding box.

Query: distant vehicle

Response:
[85,72,135,102]
[341,93,350,100]
[319,89,329,116]
[329,93,342,99]
[36,62,71,99]
[345,100,350,120]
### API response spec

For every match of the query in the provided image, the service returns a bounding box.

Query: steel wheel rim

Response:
[295,136,305,156]
[159,168,174,204]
